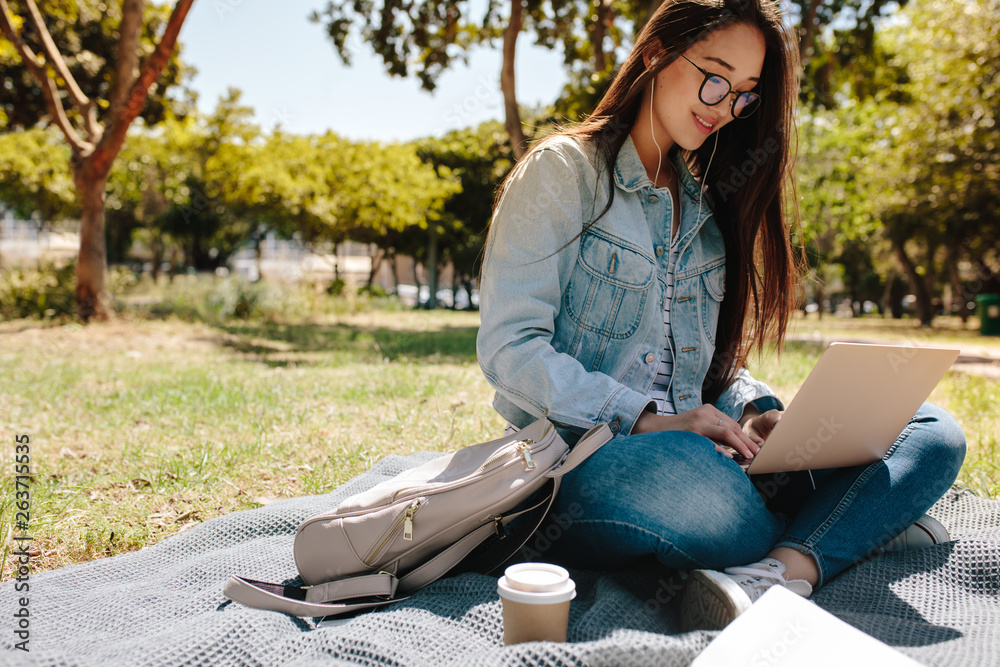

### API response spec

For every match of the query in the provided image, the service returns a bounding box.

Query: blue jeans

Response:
[539,402,966,587]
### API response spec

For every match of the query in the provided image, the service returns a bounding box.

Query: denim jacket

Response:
[477,133,783,442]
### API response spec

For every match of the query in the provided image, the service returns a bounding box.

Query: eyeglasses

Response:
[679,54,761,119]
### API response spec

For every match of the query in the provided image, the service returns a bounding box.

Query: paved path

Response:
[785,333,1000,380]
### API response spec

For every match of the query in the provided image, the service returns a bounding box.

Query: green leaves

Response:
[0,126,77,220]
[101,90,464,273]
[0,0,189,130]
[797,0,1000,318]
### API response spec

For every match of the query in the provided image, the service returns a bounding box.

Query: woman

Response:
[476,0,966,631]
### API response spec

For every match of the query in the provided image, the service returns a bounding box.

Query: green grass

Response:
[787,312,1000,350]
[0,310,498,579]
[0,301,997,579]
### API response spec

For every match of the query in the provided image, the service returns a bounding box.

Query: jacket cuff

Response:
[713,368,784,421]
[598,387,657,437]
[747,395,785,415]
[627,400,659,436]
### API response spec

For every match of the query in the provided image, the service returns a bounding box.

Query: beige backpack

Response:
[224,418,612,617]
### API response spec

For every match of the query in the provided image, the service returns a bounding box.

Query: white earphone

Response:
[650,66,663,189]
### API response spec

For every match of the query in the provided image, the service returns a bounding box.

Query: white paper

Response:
[691,585,924,666]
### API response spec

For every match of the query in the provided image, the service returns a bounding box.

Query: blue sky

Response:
[179,0,570,143]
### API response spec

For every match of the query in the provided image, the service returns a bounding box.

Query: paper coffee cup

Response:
[497,563,576,645]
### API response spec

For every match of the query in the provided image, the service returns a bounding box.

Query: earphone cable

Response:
[697,130,719,224]
[650,76,663,188]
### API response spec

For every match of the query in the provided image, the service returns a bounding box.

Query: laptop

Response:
[738,342,959,475]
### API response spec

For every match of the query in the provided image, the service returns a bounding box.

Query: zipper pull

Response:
[494,516,509,540]
[517,441,536,470]
[403,501,419,541]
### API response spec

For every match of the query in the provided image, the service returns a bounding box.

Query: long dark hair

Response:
[489,0,804,404]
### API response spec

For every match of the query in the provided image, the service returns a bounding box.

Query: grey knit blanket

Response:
[2,452,998,666]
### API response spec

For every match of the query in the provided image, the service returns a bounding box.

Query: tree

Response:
[870,0,1000,324]
[787,0,909,108]
[107,108,246,275]
[414,120,517,304]
[333,139,461,303]
[310,1,657,160]
[797,0,1000,325]
[0,0,194,320]
[796,100,885,316]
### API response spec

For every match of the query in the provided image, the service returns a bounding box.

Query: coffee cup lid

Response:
[497,563,576,605]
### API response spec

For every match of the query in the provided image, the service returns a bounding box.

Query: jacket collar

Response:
[614,133,703,203]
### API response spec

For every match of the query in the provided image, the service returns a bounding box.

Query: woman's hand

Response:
[741,409,783,446]
[632,404,761,460]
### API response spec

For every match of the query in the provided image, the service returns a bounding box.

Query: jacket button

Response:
[644,352,656,364]
[648,194,659,203]
[655,245,664,257]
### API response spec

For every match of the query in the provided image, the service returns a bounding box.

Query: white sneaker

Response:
[680,557,813,631]
[877,514,949,553]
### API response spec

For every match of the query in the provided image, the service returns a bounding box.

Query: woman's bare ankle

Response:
[767,546,820,587]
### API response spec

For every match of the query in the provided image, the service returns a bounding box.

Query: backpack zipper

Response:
[402,502,418,541]
[386,424,553,504]
[364,499,422,565]
[480,438,535,472]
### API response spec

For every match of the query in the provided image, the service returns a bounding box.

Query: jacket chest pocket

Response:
[564,233,655,339]
[699,265,726,346]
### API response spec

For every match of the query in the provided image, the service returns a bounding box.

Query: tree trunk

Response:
[946,244,971,323]
[72,162,111,321]
[426,224,438,309]
[412,258,422,296]
[151,231,164,283]
[892,237,934,326]
[368,247,382,287]
[389,252,399,291]
[799,0,822,65]
[501,0,527,160]
[881,269,895,318]
[922,243,938,314]
[254,236,263,282]
[592,0,613,74]
[814,277,825,320]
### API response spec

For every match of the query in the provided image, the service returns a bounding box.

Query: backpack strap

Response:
[398,422,613,585]
[223,574,403,618]
[548,422,614,478]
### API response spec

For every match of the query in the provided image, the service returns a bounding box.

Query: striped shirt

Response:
[648,233,680,415]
